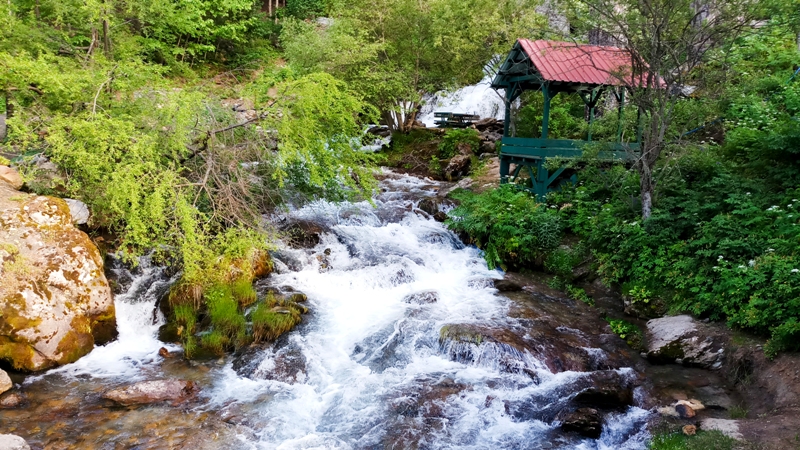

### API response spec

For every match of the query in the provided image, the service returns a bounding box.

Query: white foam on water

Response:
[30,257,180,381]
[418,74,507,127]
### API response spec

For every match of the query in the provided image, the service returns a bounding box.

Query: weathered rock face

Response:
[0,434,30,450]
[0,369,11,394]
[102,379,199,406]
[645,315,726,369]
[0,180,116,372]
[0,166,23,190]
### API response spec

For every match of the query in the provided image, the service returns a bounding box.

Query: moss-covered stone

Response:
[0,180,116,372]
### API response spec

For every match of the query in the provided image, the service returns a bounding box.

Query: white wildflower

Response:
[792,269,799,273]
[748,260,755,267]
[738,265,746,269]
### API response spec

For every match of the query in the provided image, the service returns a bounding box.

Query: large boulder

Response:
[0,369,10,394]
[0,435,30,450]
[0,166,22,190]
[645,315,726,369]
[0,181,116,372]
[102,379,199,406]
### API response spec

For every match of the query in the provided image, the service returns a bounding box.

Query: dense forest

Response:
[1,0,799,357]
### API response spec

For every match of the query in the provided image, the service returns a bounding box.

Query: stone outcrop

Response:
[559,407,603,439]
[102,379,199,406]
[0,166,22,190]
[0,369,11,394]
[0,173,116,371]
[0,434,30,450]
[645,315,726,369]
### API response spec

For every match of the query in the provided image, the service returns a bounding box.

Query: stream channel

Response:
[2,171,654,449]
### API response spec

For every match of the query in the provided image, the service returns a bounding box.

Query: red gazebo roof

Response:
[518,39,645,87]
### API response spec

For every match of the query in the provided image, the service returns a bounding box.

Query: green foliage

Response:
[280,0,547,128]
[231,279,257,306]
[446,185,562,270]
[648,430,737,450]
[260,72,379,201]
[204,284,248,348]
[285,0,327,18]
[606,318,642,349]
[438,128,480,159]
[566,285,594,306]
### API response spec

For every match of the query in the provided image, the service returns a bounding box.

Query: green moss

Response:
[439,325,484,345]
[0,337,36,371]
[251,303,301,342]
[174,304,197,336]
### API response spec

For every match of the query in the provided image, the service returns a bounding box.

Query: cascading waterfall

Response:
[19,170,650,449]
[417,74,507,127]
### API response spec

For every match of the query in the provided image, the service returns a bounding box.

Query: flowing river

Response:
[3,171,651,449]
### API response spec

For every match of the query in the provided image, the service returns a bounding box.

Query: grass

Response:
[729,404,748,419]
[231,279,257,306]
[648,430,737,450]
[205,284,247,344]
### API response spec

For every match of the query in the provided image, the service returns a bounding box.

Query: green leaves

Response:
[267,72,379,201]
[446,185,562,270]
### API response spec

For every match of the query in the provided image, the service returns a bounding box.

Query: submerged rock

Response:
[0,391,27,409]
[402,290,439,305]
[559,407,603,439]
[0,181,116,372]
[645,315,726,369]
[0,434,30,450]
[102,379,199,406]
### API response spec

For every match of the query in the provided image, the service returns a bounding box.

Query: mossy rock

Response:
[0,181,116,371]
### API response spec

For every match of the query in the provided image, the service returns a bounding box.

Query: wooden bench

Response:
[434,112,480,128]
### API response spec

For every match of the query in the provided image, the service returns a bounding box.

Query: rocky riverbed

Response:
[1,168,799,449]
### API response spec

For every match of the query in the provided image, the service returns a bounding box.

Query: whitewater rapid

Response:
[25,171,650,449]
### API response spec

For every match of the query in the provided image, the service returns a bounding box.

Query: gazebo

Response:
[491,39,644,199]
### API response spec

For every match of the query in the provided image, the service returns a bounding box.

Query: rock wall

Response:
[0,169,116,371]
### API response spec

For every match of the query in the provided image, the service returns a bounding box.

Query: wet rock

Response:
[367,125,391,137]
[417,198,439,216]
[270,249,303,272]
[158,347,171,358]
[280,219,329,249]
[700,418,743,440]
[0,166,23,190]
[645,315,726,369]
[403,290,439,304]
[0,369,10,394]
[432,211,447,222]
[683,424,697,436]
[572,370,635,408]
[559,407,603,439]
[0,434,30,450]
[494,278,523,292]
[0,391,26,408]
[102,379,199,406]
[287,292,307,303]
[0,181,116,372]
[443,154,471,180]
[439,177,474,197]
[252,343,307,384]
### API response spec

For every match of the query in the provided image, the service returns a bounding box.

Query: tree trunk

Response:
[639,163,654,220]
[102,19,111,56]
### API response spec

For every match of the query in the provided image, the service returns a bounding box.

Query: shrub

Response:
[438,128,480,159]
[606,318,642,349]
[446,185,561,270]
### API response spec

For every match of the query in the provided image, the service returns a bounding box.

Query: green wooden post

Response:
[535,159,549,201]
[503,84,515,137]
[541,84,551,139]
[499,157,510,184]
[616,88,625,142]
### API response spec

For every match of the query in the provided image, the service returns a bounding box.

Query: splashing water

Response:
[418,74,507,127]
[20,171,650,449]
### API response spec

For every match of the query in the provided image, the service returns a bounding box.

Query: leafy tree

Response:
[281,0,547,131]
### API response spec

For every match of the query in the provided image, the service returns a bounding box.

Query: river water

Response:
[3,171,651,449]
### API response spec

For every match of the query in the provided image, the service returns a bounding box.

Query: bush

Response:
[438,128,480,159]
[446,185,561,270]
